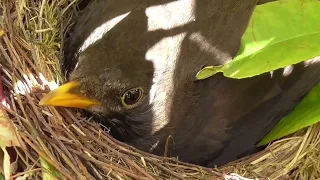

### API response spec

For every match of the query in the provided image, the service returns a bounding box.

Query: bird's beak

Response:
[39,81,101,109]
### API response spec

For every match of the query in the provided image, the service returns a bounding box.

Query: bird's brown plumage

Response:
[44,0,320,166]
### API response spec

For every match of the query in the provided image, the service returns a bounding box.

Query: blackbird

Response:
[40,0,320,167]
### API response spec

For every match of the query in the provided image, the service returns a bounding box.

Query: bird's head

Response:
[39,43,155,120]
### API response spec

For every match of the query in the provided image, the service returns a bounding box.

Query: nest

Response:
[0,0,319,179]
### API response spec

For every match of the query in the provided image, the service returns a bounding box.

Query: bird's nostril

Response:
[80,89,87,96]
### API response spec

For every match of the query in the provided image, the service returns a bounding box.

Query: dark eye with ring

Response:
[121,87,145,109]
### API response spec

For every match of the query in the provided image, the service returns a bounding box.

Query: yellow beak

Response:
[39,81,101,109]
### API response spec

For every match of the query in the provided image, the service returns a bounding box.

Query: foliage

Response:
[197,0,320,79]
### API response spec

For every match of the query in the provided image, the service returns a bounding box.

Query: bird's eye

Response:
[121,87,145,109]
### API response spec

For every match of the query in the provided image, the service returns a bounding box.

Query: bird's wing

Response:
[164,58,320,166]
[136,0,320,166]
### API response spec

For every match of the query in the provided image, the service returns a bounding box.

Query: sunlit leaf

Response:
[196,0,320,80]
[195,66,223,80]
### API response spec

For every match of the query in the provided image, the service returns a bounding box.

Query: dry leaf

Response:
[2,147,10,180]
[0,108,20,148]
[0,109,20,179]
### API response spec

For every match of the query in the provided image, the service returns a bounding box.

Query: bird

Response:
[39,0,320,167]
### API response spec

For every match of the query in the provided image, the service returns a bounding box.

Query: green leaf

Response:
[40,157,62,180]
[258,83,320,146]
[195,66,223,80]
[196,0,320,80]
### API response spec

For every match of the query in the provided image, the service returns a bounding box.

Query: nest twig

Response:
[0,0,319,179]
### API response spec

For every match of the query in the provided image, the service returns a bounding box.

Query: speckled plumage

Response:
[63,0,320,166]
